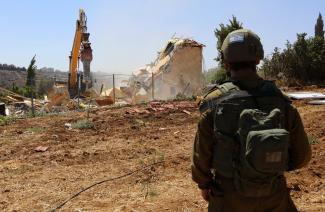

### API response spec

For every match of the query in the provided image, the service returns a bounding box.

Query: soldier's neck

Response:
[230,68,256,78]
[230,69,262,89]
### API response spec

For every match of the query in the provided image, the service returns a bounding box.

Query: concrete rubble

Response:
[125,101,195,115]
[129,37,205,102]
[0,87,42,116]
[32,37,206,107]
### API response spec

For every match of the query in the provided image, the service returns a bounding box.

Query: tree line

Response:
[206,13,325,85]
[261,13,325,84]
[0,63,26,72]
[0,63,63,73]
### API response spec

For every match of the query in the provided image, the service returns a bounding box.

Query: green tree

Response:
[293,33,311,80]
[261,31,325,84]
[26,55,37,87]
[206,16,242,84]
[308,36,325,80]
[315,13,324,39]
[37,78,53,96]
[214,16,243,62]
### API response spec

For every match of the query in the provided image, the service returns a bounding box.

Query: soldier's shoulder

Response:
[203,81,237,100]
[203,88,223,101]
[261,80,278,89]
[197,88,222,114]
[262,80,291,102]
[199,82,238,114]
[280,90,292,102]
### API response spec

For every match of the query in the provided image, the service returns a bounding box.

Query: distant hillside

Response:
[0,67,68,89]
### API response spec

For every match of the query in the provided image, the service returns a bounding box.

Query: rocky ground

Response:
[0,93,324,211]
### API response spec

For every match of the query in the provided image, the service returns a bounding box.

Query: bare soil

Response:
[0,93,324,211]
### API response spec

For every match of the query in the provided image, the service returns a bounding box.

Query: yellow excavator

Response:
[68,8,93,97]
[47,9,93,109]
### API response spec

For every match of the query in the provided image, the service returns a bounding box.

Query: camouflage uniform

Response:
[191,74,311,212]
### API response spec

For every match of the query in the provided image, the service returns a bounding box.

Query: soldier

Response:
[191,29,311,212]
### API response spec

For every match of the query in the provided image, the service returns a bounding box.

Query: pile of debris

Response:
[0,87,44,116]
[125,101,196,115]
[0,85,90,116]
[46,84,98,112]
[129,37,205,101]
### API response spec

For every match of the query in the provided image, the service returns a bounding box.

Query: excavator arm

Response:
[69,16,82,89]
[48,9,92,110]
[69,9,92,91]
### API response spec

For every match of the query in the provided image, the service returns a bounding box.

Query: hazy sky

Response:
[0,0,324,74]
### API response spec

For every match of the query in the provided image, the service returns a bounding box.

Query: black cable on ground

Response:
[51,160,164,211]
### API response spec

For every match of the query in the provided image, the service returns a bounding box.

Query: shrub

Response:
[71,119,94,130]
[0,115,15,126]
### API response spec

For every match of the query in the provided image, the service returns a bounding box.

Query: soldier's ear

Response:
[256,59,260,65]
[224,62,230,70]
[223,62,230,72]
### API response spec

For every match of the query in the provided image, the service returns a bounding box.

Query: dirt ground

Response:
[0,92,324,211]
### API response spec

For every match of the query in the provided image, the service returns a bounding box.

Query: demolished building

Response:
[131,38,205,101]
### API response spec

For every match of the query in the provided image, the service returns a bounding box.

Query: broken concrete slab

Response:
[182,109,191,115]
[287,92,325,100]
[34,146,49,152]
[308,100,325,105]
[131,38,205,101]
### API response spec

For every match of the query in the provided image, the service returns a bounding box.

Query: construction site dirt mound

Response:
[0,96,324,211]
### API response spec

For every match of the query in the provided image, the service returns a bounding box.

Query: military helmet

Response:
[221,29,264,63]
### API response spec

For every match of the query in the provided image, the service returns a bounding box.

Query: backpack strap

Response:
[218,81,240,93]
[199,82,240,113]
[199,81,288,113]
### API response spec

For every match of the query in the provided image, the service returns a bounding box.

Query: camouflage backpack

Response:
[201,81,290,197]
